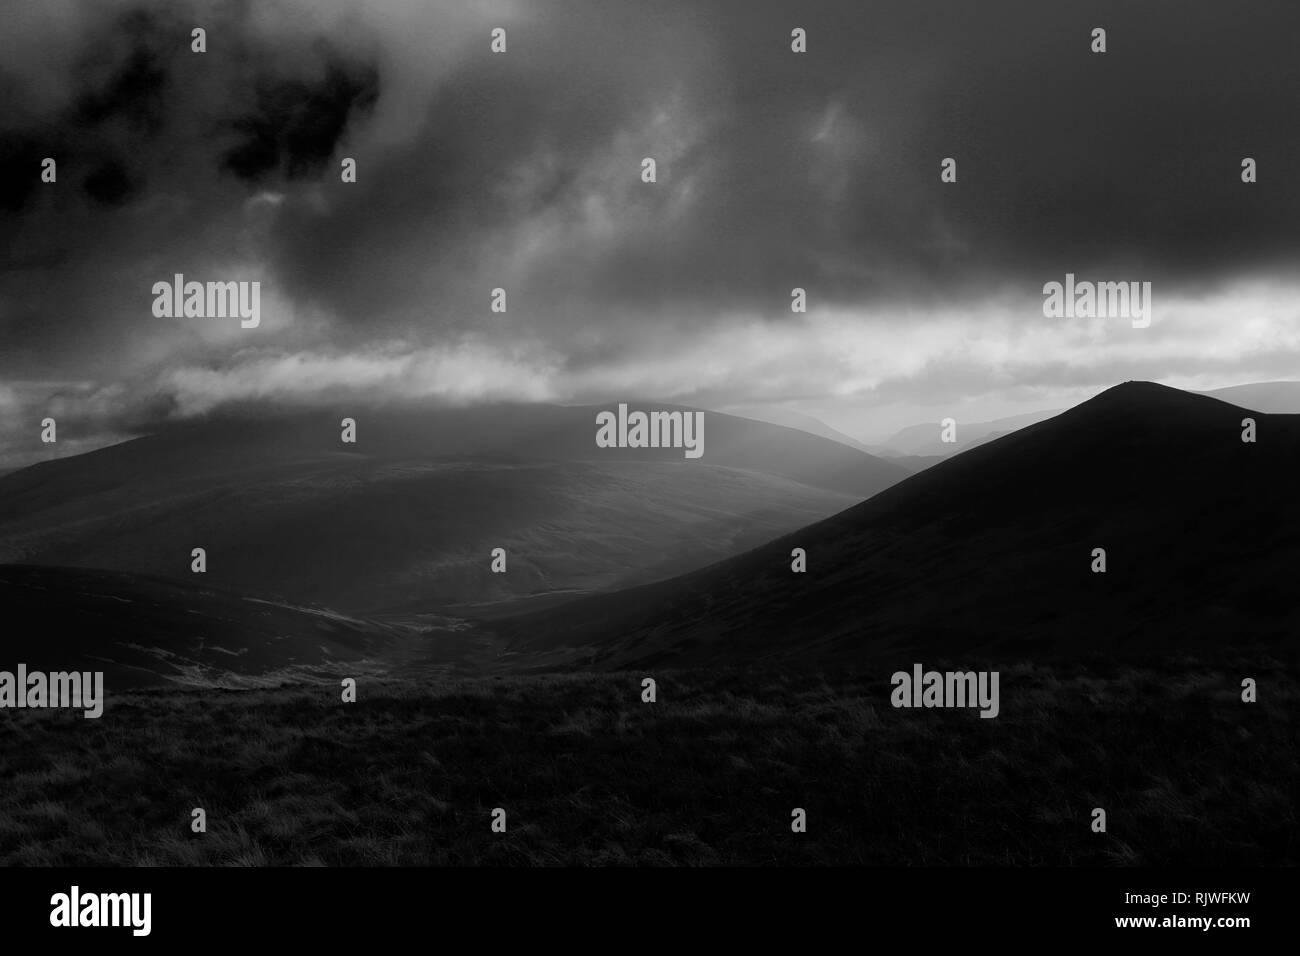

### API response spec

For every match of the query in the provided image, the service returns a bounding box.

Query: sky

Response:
[3,0,1300,468]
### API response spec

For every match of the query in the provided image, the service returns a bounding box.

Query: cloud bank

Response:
[3,0,1300,459]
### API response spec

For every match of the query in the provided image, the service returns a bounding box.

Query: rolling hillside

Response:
[0,565,400,688]
[494,383,1300,668]
[0,402,907,614]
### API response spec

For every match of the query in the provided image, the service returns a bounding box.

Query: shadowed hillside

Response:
[0,402,907,614]
[495,383,1300,668]
[0,565,401,689]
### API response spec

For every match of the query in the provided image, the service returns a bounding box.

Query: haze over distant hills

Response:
[495,382,1300,669]
[718,406,872,452]
[869,410,1062,459]
[1199,381,1300,413]
[0,401,907,617]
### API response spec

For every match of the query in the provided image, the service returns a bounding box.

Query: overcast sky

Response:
[3,0,1300,466]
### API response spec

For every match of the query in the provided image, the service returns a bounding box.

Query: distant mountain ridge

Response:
[1200,381,1300,413]
[0,400,907,614]
[870,410,1062,458]
[718,406,872,452]
[12,383,1295,685]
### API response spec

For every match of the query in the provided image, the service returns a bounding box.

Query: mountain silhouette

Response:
[495,382,1300,668]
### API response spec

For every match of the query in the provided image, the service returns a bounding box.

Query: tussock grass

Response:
[0,660,1293,865]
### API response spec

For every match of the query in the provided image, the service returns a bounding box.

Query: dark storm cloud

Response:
[82,159,140,206]
[9,0,1300,319]
[2,5,174,213]
[71,10,170,135]
[0,0,384,376]
[901,0,1300,286]
[221,52,379,182]
[0,0,380,209]
[3,0,1300,450]
[0,135,48,213]
[247,0,1300,335]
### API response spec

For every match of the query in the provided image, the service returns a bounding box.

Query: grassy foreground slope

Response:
[1,660,1292,866]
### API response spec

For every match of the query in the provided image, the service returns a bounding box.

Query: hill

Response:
[494,383,1300,668]
[871,410,1061,458]
[0,564,400,688]
[0,401,907,614]
[1201,381,1300,414]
